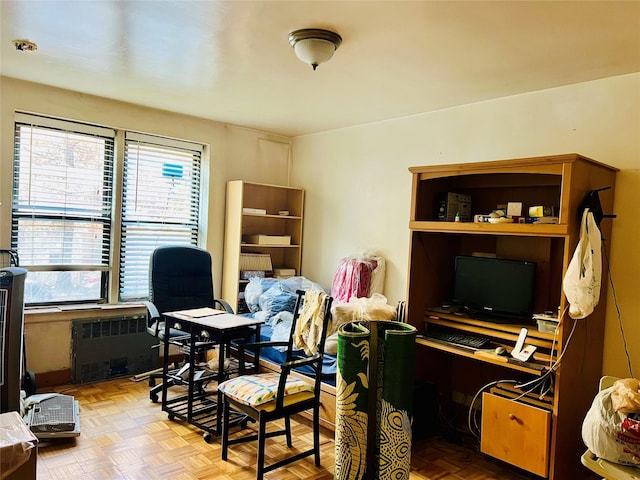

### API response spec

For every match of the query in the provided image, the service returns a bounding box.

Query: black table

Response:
[160,308,263,441]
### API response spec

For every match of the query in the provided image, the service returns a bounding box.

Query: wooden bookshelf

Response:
[221,181,304,313]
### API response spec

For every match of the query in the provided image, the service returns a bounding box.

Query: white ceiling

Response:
[1,1,639,137]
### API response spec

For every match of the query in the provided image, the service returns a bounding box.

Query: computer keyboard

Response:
[423,324,491,350]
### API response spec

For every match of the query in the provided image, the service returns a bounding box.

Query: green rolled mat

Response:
[335,321,371,480]
[335,320,416,480]
[376,321,416,480]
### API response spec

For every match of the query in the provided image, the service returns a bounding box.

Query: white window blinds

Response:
[119,131,202,300]
[12,113,115,304]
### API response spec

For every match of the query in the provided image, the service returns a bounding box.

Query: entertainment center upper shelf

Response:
[409,153,616,231]
[408,219,569,236]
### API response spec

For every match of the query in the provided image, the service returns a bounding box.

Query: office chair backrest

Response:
[149,245,215,315]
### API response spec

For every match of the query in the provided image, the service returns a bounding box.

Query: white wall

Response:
[291,73,640,378]
[0,77,291,374]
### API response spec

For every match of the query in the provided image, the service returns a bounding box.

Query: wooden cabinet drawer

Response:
[481,392,551,477]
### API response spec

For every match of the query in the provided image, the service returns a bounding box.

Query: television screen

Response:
[452,255,536,322]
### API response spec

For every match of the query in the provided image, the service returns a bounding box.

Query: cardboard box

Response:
[0,411,37,480]
[239,253,272,271]
[244,235,291,246]
[528,205,555,217]
[437,192,472,222]
[273,268,296,278]
[242,207,267,215]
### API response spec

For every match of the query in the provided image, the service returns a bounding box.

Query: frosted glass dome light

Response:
[288,29,342,71]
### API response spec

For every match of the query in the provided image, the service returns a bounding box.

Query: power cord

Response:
[467,308,575,440]
[603,243,634,378]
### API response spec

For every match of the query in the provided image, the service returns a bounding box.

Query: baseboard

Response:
[35,369,72,389]
[33,353,181,391]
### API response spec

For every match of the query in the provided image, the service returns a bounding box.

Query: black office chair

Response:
[218,290,333,480]
[145,245,233,402]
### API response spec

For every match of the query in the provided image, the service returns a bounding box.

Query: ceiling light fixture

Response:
[288,28,342,71]
[12,39,38,52]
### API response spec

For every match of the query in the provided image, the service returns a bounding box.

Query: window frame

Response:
[118,131,204,302]
[12,113,116,305]
[10,113,206,306]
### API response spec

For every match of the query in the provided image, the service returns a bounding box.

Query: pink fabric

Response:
[331,257,377,303]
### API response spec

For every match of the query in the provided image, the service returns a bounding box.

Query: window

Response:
[119,132,202,300]
[12,114,115,304]
[11,114,203,305]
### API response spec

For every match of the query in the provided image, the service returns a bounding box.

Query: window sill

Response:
[25,303,147,323]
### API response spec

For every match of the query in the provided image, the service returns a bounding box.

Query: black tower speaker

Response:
[0,267,27,413]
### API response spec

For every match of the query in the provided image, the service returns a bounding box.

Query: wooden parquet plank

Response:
[34,377,546,480]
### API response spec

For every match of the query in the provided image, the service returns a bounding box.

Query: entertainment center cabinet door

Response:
[480,393,551,478]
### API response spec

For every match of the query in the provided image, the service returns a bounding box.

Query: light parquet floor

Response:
[34,377,546,480]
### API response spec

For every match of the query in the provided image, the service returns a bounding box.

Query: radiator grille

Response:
[72,314,158,384]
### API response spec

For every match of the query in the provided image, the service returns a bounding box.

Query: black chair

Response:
[144,245,233,402]
[218,290,333,480]
[396,299,407,323]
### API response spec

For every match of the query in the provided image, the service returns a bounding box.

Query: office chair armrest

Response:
[144,300,160,319]
[214,298,234,313]
[143,300,161,336]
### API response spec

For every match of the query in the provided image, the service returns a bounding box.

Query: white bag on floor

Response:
[563,208,602,319]
[582,386,640,466]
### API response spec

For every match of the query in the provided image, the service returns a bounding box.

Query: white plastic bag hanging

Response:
[563,208,602,319]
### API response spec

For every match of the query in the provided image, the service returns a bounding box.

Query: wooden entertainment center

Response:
[406,154,617,479]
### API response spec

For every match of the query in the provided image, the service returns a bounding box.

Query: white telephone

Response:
[511,327,537,362]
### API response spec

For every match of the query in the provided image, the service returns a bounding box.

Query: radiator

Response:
[71,314,159,384]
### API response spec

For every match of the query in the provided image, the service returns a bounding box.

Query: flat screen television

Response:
[452,255,536,322]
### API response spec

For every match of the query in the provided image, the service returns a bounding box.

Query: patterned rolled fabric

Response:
[335,320,416,480]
